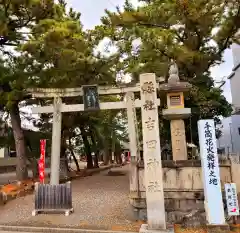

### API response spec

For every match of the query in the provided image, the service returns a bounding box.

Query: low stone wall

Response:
[130,160,234,223]
[0,158,51,174]
[0,158,26,174]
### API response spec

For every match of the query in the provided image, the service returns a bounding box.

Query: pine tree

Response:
[20,2,127,169]
[0,0,59,180]
[93,0,238,144]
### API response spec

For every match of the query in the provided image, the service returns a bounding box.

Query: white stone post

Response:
[126,92,140,197]
[50,97,62,185]
[140,73,166,230]
[198,119,225,225]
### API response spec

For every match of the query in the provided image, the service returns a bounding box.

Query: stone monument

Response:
[159,61,192,161]
[140,73,166,230]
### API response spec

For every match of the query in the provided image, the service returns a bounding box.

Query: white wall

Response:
[218,115,240,154]
[230,44,240,110]
[232,44,240,66]
[230,115,240,153]
[230,69,240,109]
[218,117,232,153]
[218,44,240,153]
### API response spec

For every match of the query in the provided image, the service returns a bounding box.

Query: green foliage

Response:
[0,0,67,180]
[0,0,56,51]
[0,0,61,110]
[20,5,117,88]
[93,0,237,144]
[18,4,128,159]
[2,0,236,166]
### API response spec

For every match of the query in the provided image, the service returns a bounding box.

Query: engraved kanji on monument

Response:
[198,119,225,225]
[140,73,166,230]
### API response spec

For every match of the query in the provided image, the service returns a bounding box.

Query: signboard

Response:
[225,183,239,216]
[170,95,181,106]
[167,92,184,109]
[39,139,46,183]
[198,119,225,225]
[83,85,100,111]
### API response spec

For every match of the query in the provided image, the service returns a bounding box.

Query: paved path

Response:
[0,165,139,231]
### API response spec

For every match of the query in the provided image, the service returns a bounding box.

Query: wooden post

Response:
[140,73,166,230]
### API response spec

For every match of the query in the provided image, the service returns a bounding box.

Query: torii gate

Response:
[28,74,167,230]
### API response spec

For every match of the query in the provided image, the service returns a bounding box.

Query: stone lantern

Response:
[159,61,192,161]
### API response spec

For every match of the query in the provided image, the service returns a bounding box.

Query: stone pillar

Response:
[170,119,188,160]
[50,97,62,185]
[126,92,140,198]
[140,73,166,230]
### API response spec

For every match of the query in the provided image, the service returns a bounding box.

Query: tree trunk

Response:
[80,125,93,169]
[103,147,110,165]
[59,129,70,179]
[100,151,103,162]
[90,131,99,168]
[70,148,80,171]
[93,152,99,168]
[60,145,69,179]
[68,137,80,171]
[25,138,39,179]
[99,151,103,162]
[30,158,39,179]
[116,153,121,164]
[9,102,28,181]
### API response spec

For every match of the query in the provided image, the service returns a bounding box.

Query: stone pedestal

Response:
[170,119,187,161]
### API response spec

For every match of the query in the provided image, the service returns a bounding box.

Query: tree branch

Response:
[218,6,240,55]
[207,5,240,69]
[0,41,18,46]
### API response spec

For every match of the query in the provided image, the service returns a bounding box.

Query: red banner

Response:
[128,151,131,162]
[39,139,46,183]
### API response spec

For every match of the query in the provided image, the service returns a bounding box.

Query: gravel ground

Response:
[0,165,139,231]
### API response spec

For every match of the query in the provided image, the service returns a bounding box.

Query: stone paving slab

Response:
[0,225,138,233]
[0,165,141,232]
